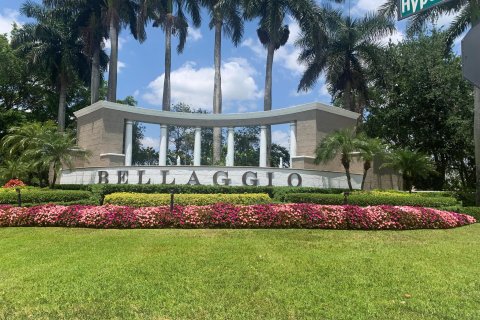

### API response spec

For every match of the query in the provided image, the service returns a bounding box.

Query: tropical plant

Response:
[202,0,244,164]
[298,11,394,114]
[315,128,363,190]
[243,0,318,166]
[0,160,30,185]
[379,0,480,205]
[1,121,90,187]
[11,1,90,131]
[137,0,202,111]
[356,134,385,190]
[382,149,436,193]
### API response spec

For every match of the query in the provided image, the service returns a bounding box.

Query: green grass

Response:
[1,227,479,319]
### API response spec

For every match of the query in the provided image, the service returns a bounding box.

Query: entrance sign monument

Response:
[59,101,401,189]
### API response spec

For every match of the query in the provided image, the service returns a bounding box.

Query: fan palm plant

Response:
[315,127,363,190]
[11,2,90,131]
[202,0,244,164]
[137,0,202,111]
[382,149,436,193]
[243,0,319,166]
[298,11,394,114]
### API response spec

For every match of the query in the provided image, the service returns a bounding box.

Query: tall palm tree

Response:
[243,0,318,166]
[11,2,90,131]
[298,12,394,114]
[315,128,363,190]
[137,0,201,111]
[44,0,109,104]
[382,149,436,193]
[202,0,244,164]
[356,134,385,190]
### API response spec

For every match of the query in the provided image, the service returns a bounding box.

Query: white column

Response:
[259,125,267,167]
[124,120,133,166]
[290,121,297,168]
[159,124,168,166]
[226,127,235,166]
[194,127,202,166]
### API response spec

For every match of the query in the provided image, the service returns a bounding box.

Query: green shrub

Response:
[0,188,92,205]
[284,193,459,208]
[442,206,480,221]
[104,192,272,206]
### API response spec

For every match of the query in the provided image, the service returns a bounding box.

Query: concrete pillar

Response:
[290,121,297,168]
[259,125,267,167]
[159,124,168,166]
[194,127,202,166]
[124,120,133,166]
[226,127,235,166]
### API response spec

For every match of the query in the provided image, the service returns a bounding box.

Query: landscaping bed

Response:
[0,204,475,229]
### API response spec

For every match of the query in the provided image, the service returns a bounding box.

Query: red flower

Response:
[3,179,26,189]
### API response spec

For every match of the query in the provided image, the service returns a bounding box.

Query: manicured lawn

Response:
[0,226,479,319]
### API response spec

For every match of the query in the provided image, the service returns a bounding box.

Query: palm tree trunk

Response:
[342,157,353,191]
[107,19,118,102]
[264,43,275,167]
[361,161,371,190]
[344,81,353,112]
[475,86,480,205]
[51,164,57,188]
[213,20,223,164]
[58,72,67,132]
[163,15,173,112]
[91,45,101,104]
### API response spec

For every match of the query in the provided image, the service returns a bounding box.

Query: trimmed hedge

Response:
[0,204,475,229]
[285,193,459,208]
[55,184,348,204]
[0,189,92,205]
[104,192,272,206]
[442,206,480,221]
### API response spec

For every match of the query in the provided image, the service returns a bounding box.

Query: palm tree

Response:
[137,0,201,111]
[11,2,90,132]
[202,0,244,164]
[298,12,394,114]
[315,128,363,190]
[0,159,30,184]
[382,149,436,193]
[1,121,90,187]
[356,134,385,190]
[380,0,480,204]
[243,0,318,166]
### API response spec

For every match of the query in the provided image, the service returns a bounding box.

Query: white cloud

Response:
[272,130,289,149]
[0,9,21,38]
[187,27,202,41]
[141,137,160,150]
[117,61,126,73]
[103,36,127,51]
[143,58,262,110]
[380,29,405,45]
[241,18,306,75]
[352,0,385,16]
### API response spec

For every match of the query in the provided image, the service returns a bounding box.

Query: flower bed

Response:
[0,204,475,230]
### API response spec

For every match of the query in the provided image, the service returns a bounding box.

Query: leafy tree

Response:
[379,0,480,203]
[11,2,90,131]
[202,0,244,164]
[137,0,201,111]
[365,31,474,190]
[298,11,394,114]
[382,149,436,193]
[0,159,30,185]
[315,128,363,190]
[243,0,318,165]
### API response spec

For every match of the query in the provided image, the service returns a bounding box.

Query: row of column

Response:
[124,121,297,167]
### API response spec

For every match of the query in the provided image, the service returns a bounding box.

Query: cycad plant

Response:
[137,0,202,111]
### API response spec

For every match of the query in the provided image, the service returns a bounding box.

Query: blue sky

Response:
[0,0,457,150]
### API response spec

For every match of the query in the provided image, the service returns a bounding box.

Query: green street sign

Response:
[398,0,450,20]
